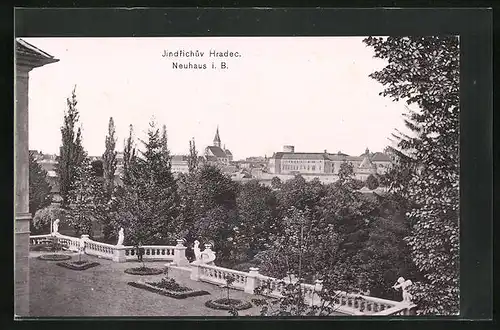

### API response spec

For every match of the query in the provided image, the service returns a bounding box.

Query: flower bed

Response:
[30,244,53,252]
[205,298,252,311]
[124,266,164,276]
[37,254,72,261]
[128,278,210,299]
[57,261,100,271]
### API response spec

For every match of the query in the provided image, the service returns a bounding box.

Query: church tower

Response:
[213,126,221,147]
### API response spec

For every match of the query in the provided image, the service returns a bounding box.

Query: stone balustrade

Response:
[191,265,414,316]
[84,240,115,259]
[29,234,52,246]
[57,234,82,252]
[193,264,250,291]
[29,233,188,265]
[123,246,176,261]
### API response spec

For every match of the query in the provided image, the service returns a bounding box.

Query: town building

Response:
[204,126,233,165]
[268,145,392,180]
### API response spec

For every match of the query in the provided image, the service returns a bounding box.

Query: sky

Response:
[24,37,410,160]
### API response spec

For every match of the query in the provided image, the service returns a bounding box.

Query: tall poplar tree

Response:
[364,36,460,315]
[101,117,117,240]
[122,124,136,186]
[188,138,199,173]
[55,86,87,208]
[102,117,117,197]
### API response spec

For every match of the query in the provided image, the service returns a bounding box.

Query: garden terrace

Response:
[29,233,415,316]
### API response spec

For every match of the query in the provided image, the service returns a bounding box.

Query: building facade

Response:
[16,39,59,316]
[204,126,233,165]
[268,145,392,180]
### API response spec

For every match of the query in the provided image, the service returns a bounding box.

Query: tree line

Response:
[28,36,459,315]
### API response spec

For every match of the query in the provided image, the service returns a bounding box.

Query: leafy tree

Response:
[233,180,279,263]
[101,117,117,241]
[271,176,282,190]
[90,159,104,177]
[364,36,459,315]
[276,175,326,219]
[29,151,52,217]
[179,164,239,263]
[67,160,107,238]
[112,120,181,245]
[365,174,380,190]
[32,205,67,235]
[358,195,420,300]
[55,86,87,208]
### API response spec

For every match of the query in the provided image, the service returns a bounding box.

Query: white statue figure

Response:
[116,228,124,246]
[52,219,60,235]
[200,244,216,265]
[193,240,201,261]
[392,277,413,303]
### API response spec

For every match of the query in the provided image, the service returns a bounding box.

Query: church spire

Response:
[213,125,221,147]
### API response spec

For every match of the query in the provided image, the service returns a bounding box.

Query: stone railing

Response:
[56,234,81,252]
[190,264,415,316]
[191,264,252,292]
[29,234,189,266]
[84,240,115,260]
[123,245,176,261]
[29,234,52,246]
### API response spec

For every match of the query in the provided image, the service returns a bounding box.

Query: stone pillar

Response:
[113,247,127,263]
[190,264,200,281]
[172,239,189,266]
[15,67,31,317]
[312,279,323,306]
[244,267,260,294]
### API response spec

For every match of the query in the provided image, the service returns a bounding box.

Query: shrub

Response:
[365,174,380,190]
[32,205,67,234]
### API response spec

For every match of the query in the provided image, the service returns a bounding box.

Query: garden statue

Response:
[52,219,60,235]
[200,244,216,265]
[117,228,124,246]
[392,277,413,303]
[191,242,216,265]
[193,240,201,261]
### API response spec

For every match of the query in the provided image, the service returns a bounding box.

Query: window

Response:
[312,166,316,171]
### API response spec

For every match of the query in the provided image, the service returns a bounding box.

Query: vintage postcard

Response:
[15,35,460,317]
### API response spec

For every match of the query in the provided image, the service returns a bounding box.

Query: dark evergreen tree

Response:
[55,86,87,208]
[67,159,106,238]
[112,120,181,245]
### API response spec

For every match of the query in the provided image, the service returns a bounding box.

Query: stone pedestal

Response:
[113,247,127,263]
[172,239,189,266]
[190,264,200,281]
[244,267,260,294]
